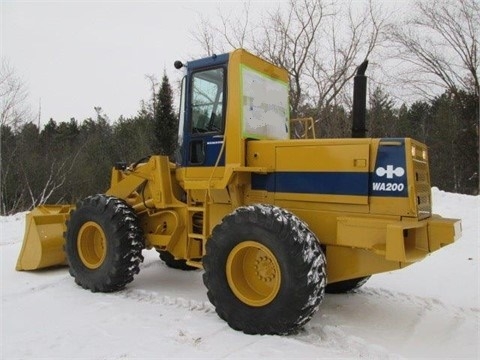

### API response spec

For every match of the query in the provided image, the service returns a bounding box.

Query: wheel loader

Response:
[16,49,461,335]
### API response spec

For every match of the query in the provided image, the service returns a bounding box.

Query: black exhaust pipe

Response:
[352,60,368,138]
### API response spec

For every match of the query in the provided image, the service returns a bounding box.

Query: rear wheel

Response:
[326,276,370,294]
[158,250,197,271]
[203,204,326,335]
[65,194,144,292]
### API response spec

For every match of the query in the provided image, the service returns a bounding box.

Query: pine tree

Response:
[153,73,178,156]
[367,86,397,138]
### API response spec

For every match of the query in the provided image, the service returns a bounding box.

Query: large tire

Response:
[203,204,326,335]
[65,194,144,292]
[158,250,197,271]
[325,276,370,294]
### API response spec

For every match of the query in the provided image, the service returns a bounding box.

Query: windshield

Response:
[191,68,225,133]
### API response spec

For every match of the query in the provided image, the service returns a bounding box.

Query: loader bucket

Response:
[16,205,73,271]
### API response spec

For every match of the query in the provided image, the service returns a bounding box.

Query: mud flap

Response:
[16,205,73,271]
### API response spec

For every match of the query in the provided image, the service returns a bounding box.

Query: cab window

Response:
[191,68,225,133]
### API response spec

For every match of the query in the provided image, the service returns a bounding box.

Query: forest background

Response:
[1,0,478,215]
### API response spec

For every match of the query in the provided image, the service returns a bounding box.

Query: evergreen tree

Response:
[453,91,479,194]
[367,86,397,138]
[0,124,18,214]
[153,73,178,156]
[113,112,154,162]
[429,91,479,194]
[396,104,410,137]
[407,101,431,143]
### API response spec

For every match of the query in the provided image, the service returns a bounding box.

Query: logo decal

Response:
[206,141,223,146]
[375,165,405,179]
[371,141,408,197]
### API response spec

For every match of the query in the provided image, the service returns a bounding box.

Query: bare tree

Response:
[306,0,385,109]
[192,0,388,120]
[219,1,252,51]
[21,143,85,211]
[254,0,329,117]
[191,2,252,56]
[21,159,67,209]
[194,16,218,56]
[145,74,159,117]
[0,138,21,215]
[0,59,31,130]
[389,0,479,98]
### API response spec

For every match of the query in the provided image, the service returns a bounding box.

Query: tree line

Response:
[1,81,477,215]
[1,75,177,215]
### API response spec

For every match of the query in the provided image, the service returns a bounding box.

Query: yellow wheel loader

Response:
[16,49,461,335]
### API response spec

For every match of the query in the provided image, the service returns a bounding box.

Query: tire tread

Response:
[65,194,144,293]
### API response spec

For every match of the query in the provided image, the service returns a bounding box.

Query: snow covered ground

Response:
[1,188,479,359]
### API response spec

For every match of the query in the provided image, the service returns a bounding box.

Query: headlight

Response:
[411,146,428,160]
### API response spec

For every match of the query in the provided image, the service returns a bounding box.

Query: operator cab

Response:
[175,49,290,171]
[176,54,229,167]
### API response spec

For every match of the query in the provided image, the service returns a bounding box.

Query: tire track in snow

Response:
[297,286,479,358]
[358,287,479,315]
[359,287,480,354]
[4,261,156,299]
[113,288,215,313]
[3,273,71,300]
[110,283,476,360]
[296,324,403,359]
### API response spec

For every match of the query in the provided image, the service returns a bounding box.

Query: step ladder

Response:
[185,190,209,266]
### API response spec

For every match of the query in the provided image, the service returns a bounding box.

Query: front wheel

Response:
[203,204,326,335]
[65,194,144,292]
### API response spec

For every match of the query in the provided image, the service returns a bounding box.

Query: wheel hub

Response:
[77,221,107,269]
[254,256,276,282]
[226,241,281,307]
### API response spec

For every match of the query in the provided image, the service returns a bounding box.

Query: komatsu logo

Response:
[375,165,405,179]
[371,141,408,197]
[373,165,406,192]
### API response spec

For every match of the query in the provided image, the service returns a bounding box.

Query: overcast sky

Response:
[2,0,280,125]
[3,0,410,126]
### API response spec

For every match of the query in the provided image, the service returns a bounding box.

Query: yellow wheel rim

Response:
[226,241,281,307]
[77,221,107,269]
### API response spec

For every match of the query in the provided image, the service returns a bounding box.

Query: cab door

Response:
[181,66,226,169]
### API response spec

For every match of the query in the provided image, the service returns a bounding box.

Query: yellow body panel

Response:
[224,49,290,168]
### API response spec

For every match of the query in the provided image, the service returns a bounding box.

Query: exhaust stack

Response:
[352,60,368,138]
